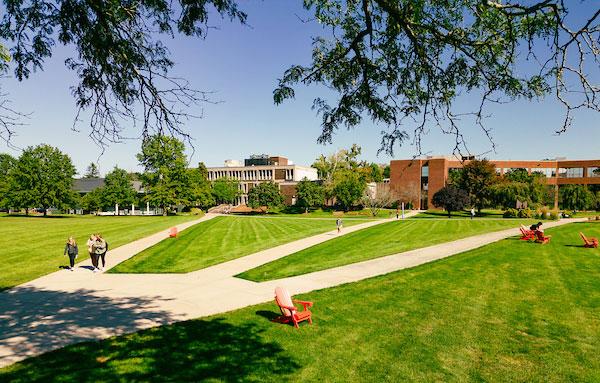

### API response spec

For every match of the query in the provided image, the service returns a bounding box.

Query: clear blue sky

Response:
[1,1,598,176]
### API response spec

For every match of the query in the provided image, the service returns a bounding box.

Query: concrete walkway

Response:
[0,214,582,367]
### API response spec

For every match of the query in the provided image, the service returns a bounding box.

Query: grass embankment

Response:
[110,216,367,274]
[238,218,526,281]
[2,222,599,382]
[0,215,198,290]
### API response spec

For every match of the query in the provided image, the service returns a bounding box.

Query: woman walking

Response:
[94,234,109,271]
[87,234,98,271]
[63,237,78,271]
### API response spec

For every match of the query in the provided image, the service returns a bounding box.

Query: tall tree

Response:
[333,170,366,211]
[296,178,325,213]
[137,135,190,215]
[187,163,215,210]
[274,1,600,155]
[454,159,497,213]
[102,167,137,214]
[560,185,595,211]
[81,187,104,214]
[432,185,470,218]
[84,163,100,178]
[0,153,16,209]
[9,144,77,216]
[247,181,284,213]
[212,177,241,205]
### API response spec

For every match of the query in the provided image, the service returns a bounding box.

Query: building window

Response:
[559,168,583,178]
[588,167,600,177]
[421,165,429,177]
[532,168,556,178]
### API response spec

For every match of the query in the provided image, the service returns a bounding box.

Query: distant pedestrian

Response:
[87,234,98,271]
[63,237,78,271]
[94,234,109,271]
[470,207,475,220]
[336,218,343,234]
[396,208,399,220]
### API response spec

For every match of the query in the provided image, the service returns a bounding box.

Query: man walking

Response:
[336,218,343,234]
[470,207,476,220]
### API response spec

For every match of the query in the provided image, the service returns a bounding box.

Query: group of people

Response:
[63,234,109,272]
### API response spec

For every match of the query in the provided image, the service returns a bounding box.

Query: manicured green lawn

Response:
[110,216,367,274]
[238,218,527,281]
[415,209,506,219]
[2,222,598,382]
[0,215,198,290]
[240,207,396,219]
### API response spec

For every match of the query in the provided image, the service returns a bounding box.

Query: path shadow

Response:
[1,314,299,382]
[0,286,177,370]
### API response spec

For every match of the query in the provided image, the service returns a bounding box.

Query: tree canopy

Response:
[84,163,100,178]
[432,185,470,217]
[0,2,598,154]
[102,167,137,213]
[452,159,497,212]
[212,177,241,205]
[247,181,284,213]
[274,1,600,155]
[7,144,77,215]
[295,178,325,213]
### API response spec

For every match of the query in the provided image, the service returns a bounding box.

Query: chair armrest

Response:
[278,304,297,312]
[294,300,313,309]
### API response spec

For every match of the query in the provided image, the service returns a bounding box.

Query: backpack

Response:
[95,239,107,254]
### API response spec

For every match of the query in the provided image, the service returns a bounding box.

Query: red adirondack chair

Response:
[519,225,535,241]
[169,227,178,238]
[580,232,599,248]
[534,230,551,244]
[273,286,313,328]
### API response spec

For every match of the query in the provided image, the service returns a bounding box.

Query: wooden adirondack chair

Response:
[519,225,535,241]
[169,227,178,238]
[534,230,551,244]
[273,287,313,328]
[580,232,599,248]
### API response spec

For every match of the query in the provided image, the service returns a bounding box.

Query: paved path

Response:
[0,214,582,367]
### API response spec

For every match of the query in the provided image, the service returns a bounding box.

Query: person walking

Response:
[470,207,475,220]
[87,234,98,271]
[63,237,78,271]
[95,234,109,271]
[336,218,343,234]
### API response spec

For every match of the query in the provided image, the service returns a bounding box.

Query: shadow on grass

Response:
[1,316,298,382]
[255,310,280,321]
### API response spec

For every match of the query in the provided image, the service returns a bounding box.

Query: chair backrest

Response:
[275,286,295,317]
[520,225,527,234]
[169,227,178,237]
[580,232,589,244]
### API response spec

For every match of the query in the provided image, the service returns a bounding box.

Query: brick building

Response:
[206,155,318,206]
[390,156,600,210]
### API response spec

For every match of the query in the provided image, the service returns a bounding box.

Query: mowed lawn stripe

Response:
[110,216,366,274]
[0,215,199,290]
[238,218,529,281]
[2,223,598,382]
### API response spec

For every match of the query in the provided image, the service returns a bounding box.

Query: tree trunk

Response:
[25,208,29,216]
[162,206,167,216]
[43,208,47,217]
[448,210,451,218]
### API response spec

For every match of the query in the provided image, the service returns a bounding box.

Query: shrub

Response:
[190,208,204,216]
[537,206,549,219]
[517,208,532,218]
[503,208,517,218]
[549,211,559,220]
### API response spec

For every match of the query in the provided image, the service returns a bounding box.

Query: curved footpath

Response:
[0,214,583,368]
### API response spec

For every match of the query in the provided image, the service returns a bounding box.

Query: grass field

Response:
[2,222,598,382]
[110,216,368,274]
[237,207,396,219]
[238,218,527,281]
[0,215,198,290]
[415,209,506,219]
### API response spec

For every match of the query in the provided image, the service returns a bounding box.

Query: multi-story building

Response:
[390,156,600,210]
[206,155,318,206]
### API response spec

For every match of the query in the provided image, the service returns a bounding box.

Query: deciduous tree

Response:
[102,167,137,214]
[296,178,325,213]
[333,170,366,211]
[454,159,497,212]
[9,144,77,216]
[560,185,595,211]
[212,177,241,205]
[432,186,470,218]
[247,181,283,213]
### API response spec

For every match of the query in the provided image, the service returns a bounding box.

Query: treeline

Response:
[432,159,600,216]
[0,139,389,216]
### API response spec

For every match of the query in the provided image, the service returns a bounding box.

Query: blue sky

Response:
[1,1,598,176]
